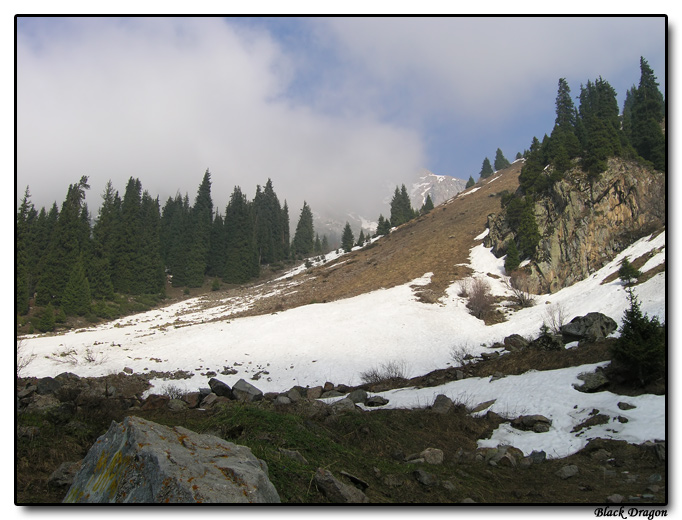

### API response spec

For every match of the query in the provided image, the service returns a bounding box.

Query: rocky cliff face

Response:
[485,158,665,293]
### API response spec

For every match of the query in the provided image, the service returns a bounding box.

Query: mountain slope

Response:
[410,168,468,208]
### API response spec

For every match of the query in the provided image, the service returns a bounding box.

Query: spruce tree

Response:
[629,57,665,171]
[314,233,322,254]
[356,229,365,247]
[494,148,511,171]
[578,77,621,176]
[321,234,329,253]
[61,253,91,316]
[515,152,523,160]
[135,192,165,294]
[223,186,259,283]
[206,213,226,278]
[37,302,56,332]
[465,176,475,189]
[341,222,355,253]
[390,185,415,227]
[421,194,434,214]
[184,170,213,287]
[504,240,521,273]
[479,157,494,179]
[376,214,391,236]
[292,201,315,258]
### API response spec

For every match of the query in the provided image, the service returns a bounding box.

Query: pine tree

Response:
[376,214,391,236]
[223,186,259,283]
[578,77,621,176]
[356,229,365,247]
[421,194,434,214]
[135,192,165,294]
[314,233,322,254]
[465,176,475,189]
[479,157,494,179]
[618,257,641,286]
[161,193,191,287]
[292,201,315,258]
[206,213,226,278]
[321,234,329,253]
[341,222,355,253]
[504,240,521,273]
[16,187,35,315]
[37,302,56,332]
[61,253,91,315]
[494,149,511,171]
[35,176,91,306]
[629,57,665,171]
[515,152,523,160]
[390,185,415,227]
[549,78,581,167]
[182,170,213,287]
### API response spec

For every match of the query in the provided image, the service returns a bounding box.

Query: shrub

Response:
[610,288,665,386]
[359,360,409,385]
[542,302,567,335]
[16,340,36,378]
[466,278,494,319]
[618,257,641,286]
[457,278,471,298]
[211,278,221,291]
[161,383,186,400]
[506,271,536,308]
[450,343,475,367]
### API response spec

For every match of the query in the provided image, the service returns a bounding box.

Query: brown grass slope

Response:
[246,162,522,316]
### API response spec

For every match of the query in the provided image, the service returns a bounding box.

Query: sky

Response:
[16,16,666,221]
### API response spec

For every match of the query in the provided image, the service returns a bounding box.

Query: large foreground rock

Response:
[560,312,618,342]
[63,416,280,503]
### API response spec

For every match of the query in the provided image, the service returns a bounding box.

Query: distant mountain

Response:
[410,169,468,209]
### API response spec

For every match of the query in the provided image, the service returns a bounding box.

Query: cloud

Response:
[17,17,424,218]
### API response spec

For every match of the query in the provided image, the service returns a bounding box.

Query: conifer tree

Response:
[504,240,521,273]
[321,234,329,253]
[356,229,365,247]
[341,222,355,253]
[578,77,621,176]
[61,253,91,315]
[37,302,56,332]
[135,192,165,294]
[390,185,415,227]
[421,194,434,214]
[628,57,665,171]
[206,213,226,278]
[465,176,475,189]
[184,170,213,287]
[161,193,191,287]
[314,233,322,254]
[376,214,391,236]
[223,186,259,283]
[515,152,523,160]
[292,201,315,258]
[112,177,143,293]
[16,187,35,315]
[479,157,494,179]
[494,149,511,171]
[281,201,291,260]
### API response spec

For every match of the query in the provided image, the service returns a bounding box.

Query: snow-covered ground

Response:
[18,230,666,458]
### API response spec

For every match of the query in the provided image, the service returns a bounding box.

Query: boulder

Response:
[182,392,202,408]
[232,379,263,402]
[430,394,454,414]
[36,377,61,395]
[573,369,609,393]
[503,334,530,351]
[306,386,323,399]
[528,334,564,351]
[331,398,358,414]
[48,461,82,490]
[208,378,234,399]
[321,390,344,398]
[413,469,438,487]
[555,465,579,480]
[279,448,308,465]
[560,312,617,342]
[365,396,389,407]
[286,388,302,402]
[274,395,291,406]
[167,399,188,412]
[511,415,552,432]
[420,448,444,465]
[64,416,280,503]
[313,468,369,503]
[141,394,169,411]
[348,389,368,404]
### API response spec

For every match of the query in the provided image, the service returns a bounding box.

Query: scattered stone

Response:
[232,379,263,402]
[36,377,61,395]
[590,449,611,462]
[340,471,369,491]
[560,312,617,342]
[617,416,629,423]
[420,448,444,465]
[497,453,517,467]
[461,498,476,503]
[571,414,610,433]
[511,415,552,431]
[48,461,82,490]
[64,416,280,503]
[533,422,551,433]
[503,334,529,351]
[286,388,302,402]
[528,333,564,351]
[122,367,133,375]
[331,398,358,414]
[618,402,636,410]
[166,399,188,412]
[529,450,546,464]
[274,395,291,406]
[323,382,334,392]
[606,494,624,503]
[413,469,438,487]
[441,480,456,492]
[647,485,660,493]
[306,386,323,399]
[17,385,36,399]
[519,457,532,469]
[430,394,454,414]
[455,370,465,380]
[313,468,369,503]
[208,378,233,399]
[321,390,344,398]
[348,389,368,404]
[382,474,404,488]
[555,465,579,480]
[648,473,662,483]
[471,399,496,413]
[573,369,609,393]
[141,394,170,411]
[279,448,308,465]
[182,392,201,408]
[365,396,389,407]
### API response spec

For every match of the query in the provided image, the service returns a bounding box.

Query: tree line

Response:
[502,56,665,272]
[16,171,331,329]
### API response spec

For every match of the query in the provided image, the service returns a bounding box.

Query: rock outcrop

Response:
[560,312,618,342]
[64,416,280,503]
[485,158,665,293]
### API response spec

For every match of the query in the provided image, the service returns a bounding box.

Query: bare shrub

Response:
[543,302,567,334]
[161,383,186,400]
[359,359,410,385]
[16,340,36,378]
[466,278,494,319]
[506,271,536,308]
[449,343,475,367]
[457,278,471,297]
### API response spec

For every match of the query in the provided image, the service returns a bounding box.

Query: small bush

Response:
[466,278,494,319]
[359,360,409,385]
[542,302,567,335]
[457,278,471,298]
[211,278,221,291]
[161,383,186,400]
[506,271,536,308]
[450,343,475,367]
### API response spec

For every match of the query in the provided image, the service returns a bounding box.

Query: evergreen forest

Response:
[16,172,331,332]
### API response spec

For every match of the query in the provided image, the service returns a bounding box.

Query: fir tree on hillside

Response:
[341,223,355,253]
[578,77,621,176]
[61,253,91,316]
[390,185,415,227]
[223,186,259,283]
[494,149,511,171]
[356,229,365,247]
[292,201,315,258]
[376,214,391,236]
[184,170,213,287]
[479,157,494,179]
[465,176,475,189]
[420,194,434,214]
[504,240,521,273]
